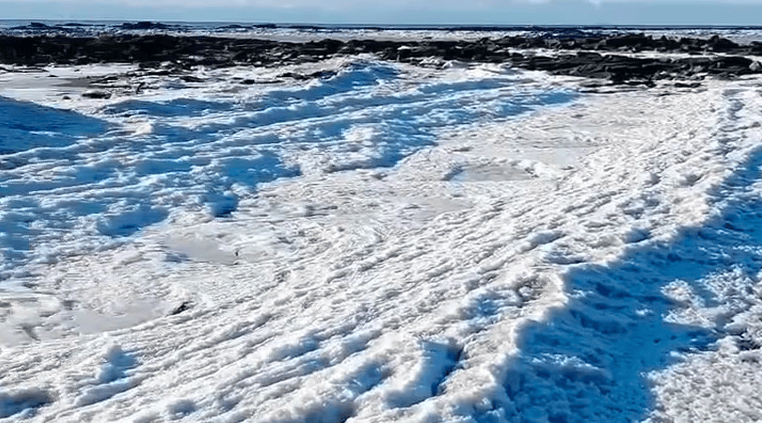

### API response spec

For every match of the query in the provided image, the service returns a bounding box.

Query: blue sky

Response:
[3,0,762,25]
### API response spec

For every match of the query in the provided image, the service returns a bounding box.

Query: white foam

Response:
[1,53,762,422]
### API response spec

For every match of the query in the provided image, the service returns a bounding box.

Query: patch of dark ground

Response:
[0,33,760,88]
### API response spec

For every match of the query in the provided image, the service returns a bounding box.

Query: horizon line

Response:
[4,19,762,30]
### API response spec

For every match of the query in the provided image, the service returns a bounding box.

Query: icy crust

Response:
[1,61,762,422]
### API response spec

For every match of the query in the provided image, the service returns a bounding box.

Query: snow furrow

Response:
[1,56,761,422]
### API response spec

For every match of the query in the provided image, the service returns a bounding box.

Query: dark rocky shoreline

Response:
[1,33,761,86]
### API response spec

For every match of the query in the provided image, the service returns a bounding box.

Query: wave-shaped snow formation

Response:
[1,53,762,422]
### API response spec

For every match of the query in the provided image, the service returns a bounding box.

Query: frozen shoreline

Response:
[1,56,762,422]
[2,32,762,89]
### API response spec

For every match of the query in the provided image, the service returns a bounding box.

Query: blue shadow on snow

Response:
[483,148,762,422]
[102,63,574,217]
[0,63,576,273]
[0,96,108,156]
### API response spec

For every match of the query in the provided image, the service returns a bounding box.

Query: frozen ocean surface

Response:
[1,27,762,423]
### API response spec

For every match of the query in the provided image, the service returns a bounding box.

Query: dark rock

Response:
[706,35,739,52]
[170,301,192,315]
[81,90,111,99]
[121,21,170,31]
[675,82,702,88]
[180,75,204,83]
[709,56,754,75]
[240,78,281,85]
[279,71,311,80]
[597,33,653,52]
[0,33,759,86]
[751,42,762,55]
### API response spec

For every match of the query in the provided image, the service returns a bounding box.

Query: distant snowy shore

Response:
[3,20,762,44]
[2,28,762,423]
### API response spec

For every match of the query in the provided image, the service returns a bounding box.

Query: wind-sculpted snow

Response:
[0,62,573,280]
[1,53,762,423]
[0,97,109,155]
[499,107,762,422]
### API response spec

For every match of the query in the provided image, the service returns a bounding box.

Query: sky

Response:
[2,0,762,25]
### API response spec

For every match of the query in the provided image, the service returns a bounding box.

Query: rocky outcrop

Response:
[0,33,760,85]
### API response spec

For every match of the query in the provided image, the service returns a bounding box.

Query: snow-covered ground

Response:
[1,53,762,422]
